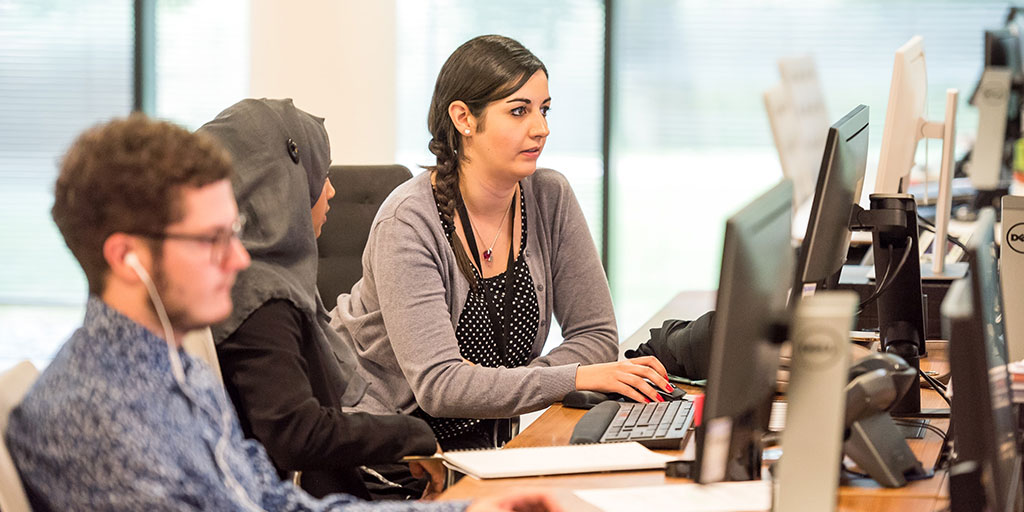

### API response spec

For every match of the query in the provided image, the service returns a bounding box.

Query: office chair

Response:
[0,360,39,512]
[317,164,413,311]
[315,165,519,448]
[182,328,224,384]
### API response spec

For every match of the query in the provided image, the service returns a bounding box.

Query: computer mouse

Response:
[658,386,687,401]
[642,378,687,401]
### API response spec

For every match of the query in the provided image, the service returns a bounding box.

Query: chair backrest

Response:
[317,164,413,310]
[0,360,39,512]
[182,328,223,384]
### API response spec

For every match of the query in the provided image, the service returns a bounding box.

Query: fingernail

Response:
[656,394,665,402]
[644,397,651,403]
[665,384,674,392]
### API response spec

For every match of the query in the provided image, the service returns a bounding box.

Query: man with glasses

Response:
[5,115,560,512]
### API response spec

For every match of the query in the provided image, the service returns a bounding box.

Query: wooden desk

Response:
[441,399,948,510]
[439,293,952,511]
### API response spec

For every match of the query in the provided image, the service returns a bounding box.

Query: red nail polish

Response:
[665,384,674,392]
[644,397,651,403]
[656,394,665,402]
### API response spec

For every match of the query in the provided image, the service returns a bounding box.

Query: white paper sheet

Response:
[574,480,771,512]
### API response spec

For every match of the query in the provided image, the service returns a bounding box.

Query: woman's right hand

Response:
[574,356,673,403]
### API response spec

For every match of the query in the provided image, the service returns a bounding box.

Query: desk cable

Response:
[856,236,914,316]
[917,214,968,253]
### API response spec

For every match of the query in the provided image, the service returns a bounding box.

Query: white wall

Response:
[249,0,396,164]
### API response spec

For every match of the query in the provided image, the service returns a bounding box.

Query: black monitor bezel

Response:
[795,104,869,292]
[945,208,1022,512]
[696,179,794,483]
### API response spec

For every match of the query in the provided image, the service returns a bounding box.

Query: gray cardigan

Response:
[329,168,617,418]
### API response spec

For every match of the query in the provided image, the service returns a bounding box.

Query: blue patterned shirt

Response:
[5,297,467,512]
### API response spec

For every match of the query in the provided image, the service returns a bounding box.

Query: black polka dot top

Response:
[424,188,540,442]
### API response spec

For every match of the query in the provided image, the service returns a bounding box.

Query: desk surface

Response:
[439,292,951,511]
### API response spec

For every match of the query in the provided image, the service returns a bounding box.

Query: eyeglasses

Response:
[131,215,246,266]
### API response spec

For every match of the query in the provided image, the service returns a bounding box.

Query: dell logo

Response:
[1008,223,1024,254]
[983,86,1008,102]
[793,330,841,370]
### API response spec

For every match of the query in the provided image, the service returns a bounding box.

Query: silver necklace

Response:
[468,190,515,263]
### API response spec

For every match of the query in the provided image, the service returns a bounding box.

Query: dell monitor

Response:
[875,36,928,196]
[764,55,830,210]
[985,27,1023,79]
[968,27,1023,203]
[695,180,794,483]
[874,35,960,277]
[943,208,1023,512]
[794,104,868,294]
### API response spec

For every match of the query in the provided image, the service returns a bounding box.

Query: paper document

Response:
[441,442,674,479]
[575,480,771,512]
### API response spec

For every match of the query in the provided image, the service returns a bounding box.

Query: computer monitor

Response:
[968,27,1023,195]
[695,180,794,484]
[794,104,868,293]
[764,55,830,210]
[985,27,1023,77]
[875,36,928,196]
[943,208,1023,512]
[874,35,960,276]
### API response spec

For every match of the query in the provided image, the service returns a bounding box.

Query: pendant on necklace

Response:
[483,249,493,262]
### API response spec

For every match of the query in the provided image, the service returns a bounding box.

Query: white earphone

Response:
[124,251,144,277]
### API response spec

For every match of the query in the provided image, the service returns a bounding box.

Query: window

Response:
[153,0,249,129]
[609,0,1008,333]
[394,0,605,244]
[0,1,133,369]
[0,1,249,370]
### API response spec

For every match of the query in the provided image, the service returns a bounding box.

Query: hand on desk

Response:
[466,490,564,512]
[408,457,446,500]
[574,355,672,403]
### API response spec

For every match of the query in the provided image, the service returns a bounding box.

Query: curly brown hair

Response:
[427,35,547,290]
[52,114,233,295]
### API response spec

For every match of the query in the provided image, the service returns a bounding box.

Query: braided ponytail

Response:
[429,134,480,290]
[425,35,547,291]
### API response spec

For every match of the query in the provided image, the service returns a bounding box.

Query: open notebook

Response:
[441,442,675,479]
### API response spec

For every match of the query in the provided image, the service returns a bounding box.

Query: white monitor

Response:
[876,36,928,195]
[764,55,830,209]
[875,35,960,276]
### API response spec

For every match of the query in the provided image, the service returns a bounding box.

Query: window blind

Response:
[610,0,1010,333]
[0,2,133,305]
[394,0,606,242]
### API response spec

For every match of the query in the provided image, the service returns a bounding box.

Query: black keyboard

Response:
[569,399,694,449]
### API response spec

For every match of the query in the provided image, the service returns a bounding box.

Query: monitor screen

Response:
[697,179,794,483]
[985,27,1023,77]
[987,26,1022,161]
[876,36,927,195]
[944,208,1022,512]
[795,105,869,292]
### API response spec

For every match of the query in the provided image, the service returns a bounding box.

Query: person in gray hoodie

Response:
[202,99,444,500]
[330,36,673,450]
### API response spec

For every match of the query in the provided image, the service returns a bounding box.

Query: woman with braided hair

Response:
[329,35,672,450]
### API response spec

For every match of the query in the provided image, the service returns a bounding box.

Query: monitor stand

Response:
[850,195,950,418]
[775,291,857,512]
[1001,196,1024,362]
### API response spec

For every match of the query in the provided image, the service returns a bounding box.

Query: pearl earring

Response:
[464,129,470,135]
